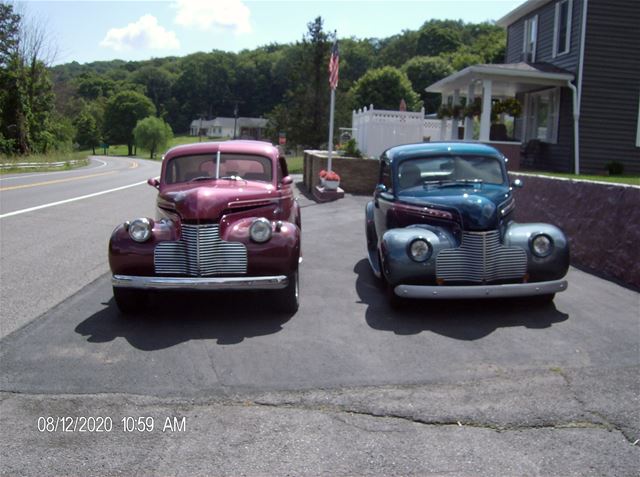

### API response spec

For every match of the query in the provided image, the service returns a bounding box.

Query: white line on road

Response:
[0,180,148,219]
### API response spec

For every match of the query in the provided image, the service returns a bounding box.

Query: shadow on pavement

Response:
[354,259,569,340]
[75,291,293,351]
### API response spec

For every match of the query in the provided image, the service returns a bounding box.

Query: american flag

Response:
[328,39,339,90]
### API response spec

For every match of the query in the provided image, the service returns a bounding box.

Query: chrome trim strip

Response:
[112,274,289,291]
[395,279,568,299]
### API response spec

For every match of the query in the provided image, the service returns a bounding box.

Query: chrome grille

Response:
[436,230,527,283]
[154,224,247,276]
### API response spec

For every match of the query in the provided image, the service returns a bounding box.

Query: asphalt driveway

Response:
[1,186,638,476]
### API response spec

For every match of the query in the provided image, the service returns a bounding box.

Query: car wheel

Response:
[274,269,299,314]
[113,287,148,314]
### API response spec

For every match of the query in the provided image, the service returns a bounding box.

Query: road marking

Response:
[0,157,108,182]
[129,161,139,169]
[0,171,117,191]
[0,180,148,219]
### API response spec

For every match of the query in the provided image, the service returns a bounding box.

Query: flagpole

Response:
[327,87,336,173]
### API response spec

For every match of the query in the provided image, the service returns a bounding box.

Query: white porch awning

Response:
[426,62,574,97]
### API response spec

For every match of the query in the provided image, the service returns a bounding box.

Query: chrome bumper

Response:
[112,274,289,291]
[395,279,568,299]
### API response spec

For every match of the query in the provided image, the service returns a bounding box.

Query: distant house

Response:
[189,117,268,140]
[426,0,640,174]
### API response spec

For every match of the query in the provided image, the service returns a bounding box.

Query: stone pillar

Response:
[480,79,492,141]
[450,89,459,140]
[464,83,475,141]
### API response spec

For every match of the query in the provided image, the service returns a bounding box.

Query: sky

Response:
[18,0,525,65]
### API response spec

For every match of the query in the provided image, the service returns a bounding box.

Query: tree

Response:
[74,108,100,154]
[402,56,454,113]
[104,90,155,155]
[349,66,421,111]
[305,17,330,146]
[133,116,172,159]
[132,65,174,117]
[0,2,57,154]
[417,22,463,57]
[376,30,418,68]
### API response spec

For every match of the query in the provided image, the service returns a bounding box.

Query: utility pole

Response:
[233,102,239,139]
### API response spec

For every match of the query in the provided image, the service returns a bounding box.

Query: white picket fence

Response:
[351,105,452,158]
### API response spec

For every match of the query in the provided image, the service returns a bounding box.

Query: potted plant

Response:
[323,170,341,190]
[319,169,327,186]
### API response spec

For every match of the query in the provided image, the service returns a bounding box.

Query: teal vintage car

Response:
[365,142,569,306]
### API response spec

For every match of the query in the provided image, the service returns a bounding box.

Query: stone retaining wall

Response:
[303,151,378,195]
[303,151,639,289]
[510,173,640,289]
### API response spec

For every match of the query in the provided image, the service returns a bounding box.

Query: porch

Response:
[426,62,576,171]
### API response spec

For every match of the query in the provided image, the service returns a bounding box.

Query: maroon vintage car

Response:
[109,140,301,314]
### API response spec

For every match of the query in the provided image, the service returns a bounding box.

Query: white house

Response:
[189,117,268,140]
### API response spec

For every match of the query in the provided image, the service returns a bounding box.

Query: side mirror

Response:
[147,177,160,189]
[375,184,387,194]
[511,178,523,189]
[280,175,293,186]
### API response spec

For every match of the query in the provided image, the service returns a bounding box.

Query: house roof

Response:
[425,62,574,96]
[209,117,269,129]
[497,0,552,27]
[190,119,217,128]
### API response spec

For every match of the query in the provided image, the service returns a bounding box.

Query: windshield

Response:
[164,153,273,185]
[397,155,505,192]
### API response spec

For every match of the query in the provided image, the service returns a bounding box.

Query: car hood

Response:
[398,185,511,230]
[158,180,277,221]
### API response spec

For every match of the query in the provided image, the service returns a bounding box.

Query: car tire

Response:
[274,269,299,314]
[113,287,147,314]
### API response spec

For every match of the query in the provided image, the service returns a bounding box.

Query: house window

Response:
[524,88,560,144]
[523,15,538,62]
[554,0,573,57]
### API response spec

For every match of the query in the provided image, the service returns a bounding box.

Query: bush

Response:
[606,161,624,175]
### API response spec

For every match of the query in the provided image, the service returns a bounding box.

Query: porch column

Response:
[464,83,475,141]
[450,89,460,140]
[479,79,492,141]
[440,95,449,140]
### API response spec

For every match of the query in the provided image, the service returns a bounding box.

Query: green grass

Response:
[0,150,90,174]
[285,155,303,174]
[522,171,640,186]
[106,135,220,159]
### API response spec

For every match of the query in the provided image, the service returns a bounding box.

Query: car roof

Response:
[384,142,503,164]
[164,140,279,161]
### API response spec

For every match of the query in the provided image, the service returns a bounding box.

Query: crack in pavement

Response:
[249,400,625,435]
[550,367,638,445]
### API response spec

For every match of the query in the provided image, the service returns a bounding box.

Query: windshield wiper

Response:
[218,175,245,181]
[189,175,214,182]
[425,179,484,188]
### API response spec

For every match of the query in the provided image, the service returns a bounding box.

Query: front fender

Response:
[504,222,570,281]
[220,216,300,275]
[109,218,177,276]
[380,225,455,286]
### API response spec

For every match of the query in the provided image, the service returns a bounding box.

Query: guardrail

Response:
[0,159,86,170]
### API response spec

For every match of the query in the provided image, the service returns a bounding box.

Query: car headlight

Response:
[128,218,152,243]
[531,234,553,257]
[408,238,432,262]
[250,218,272,243]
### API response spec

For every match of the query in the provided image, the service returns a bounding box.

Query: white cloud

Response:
[173,0,251,34]
[100,15,180,52]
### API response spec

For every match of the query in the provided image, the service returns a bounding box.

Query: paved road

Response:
[0,172,638,475]
[0,156,160,337]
